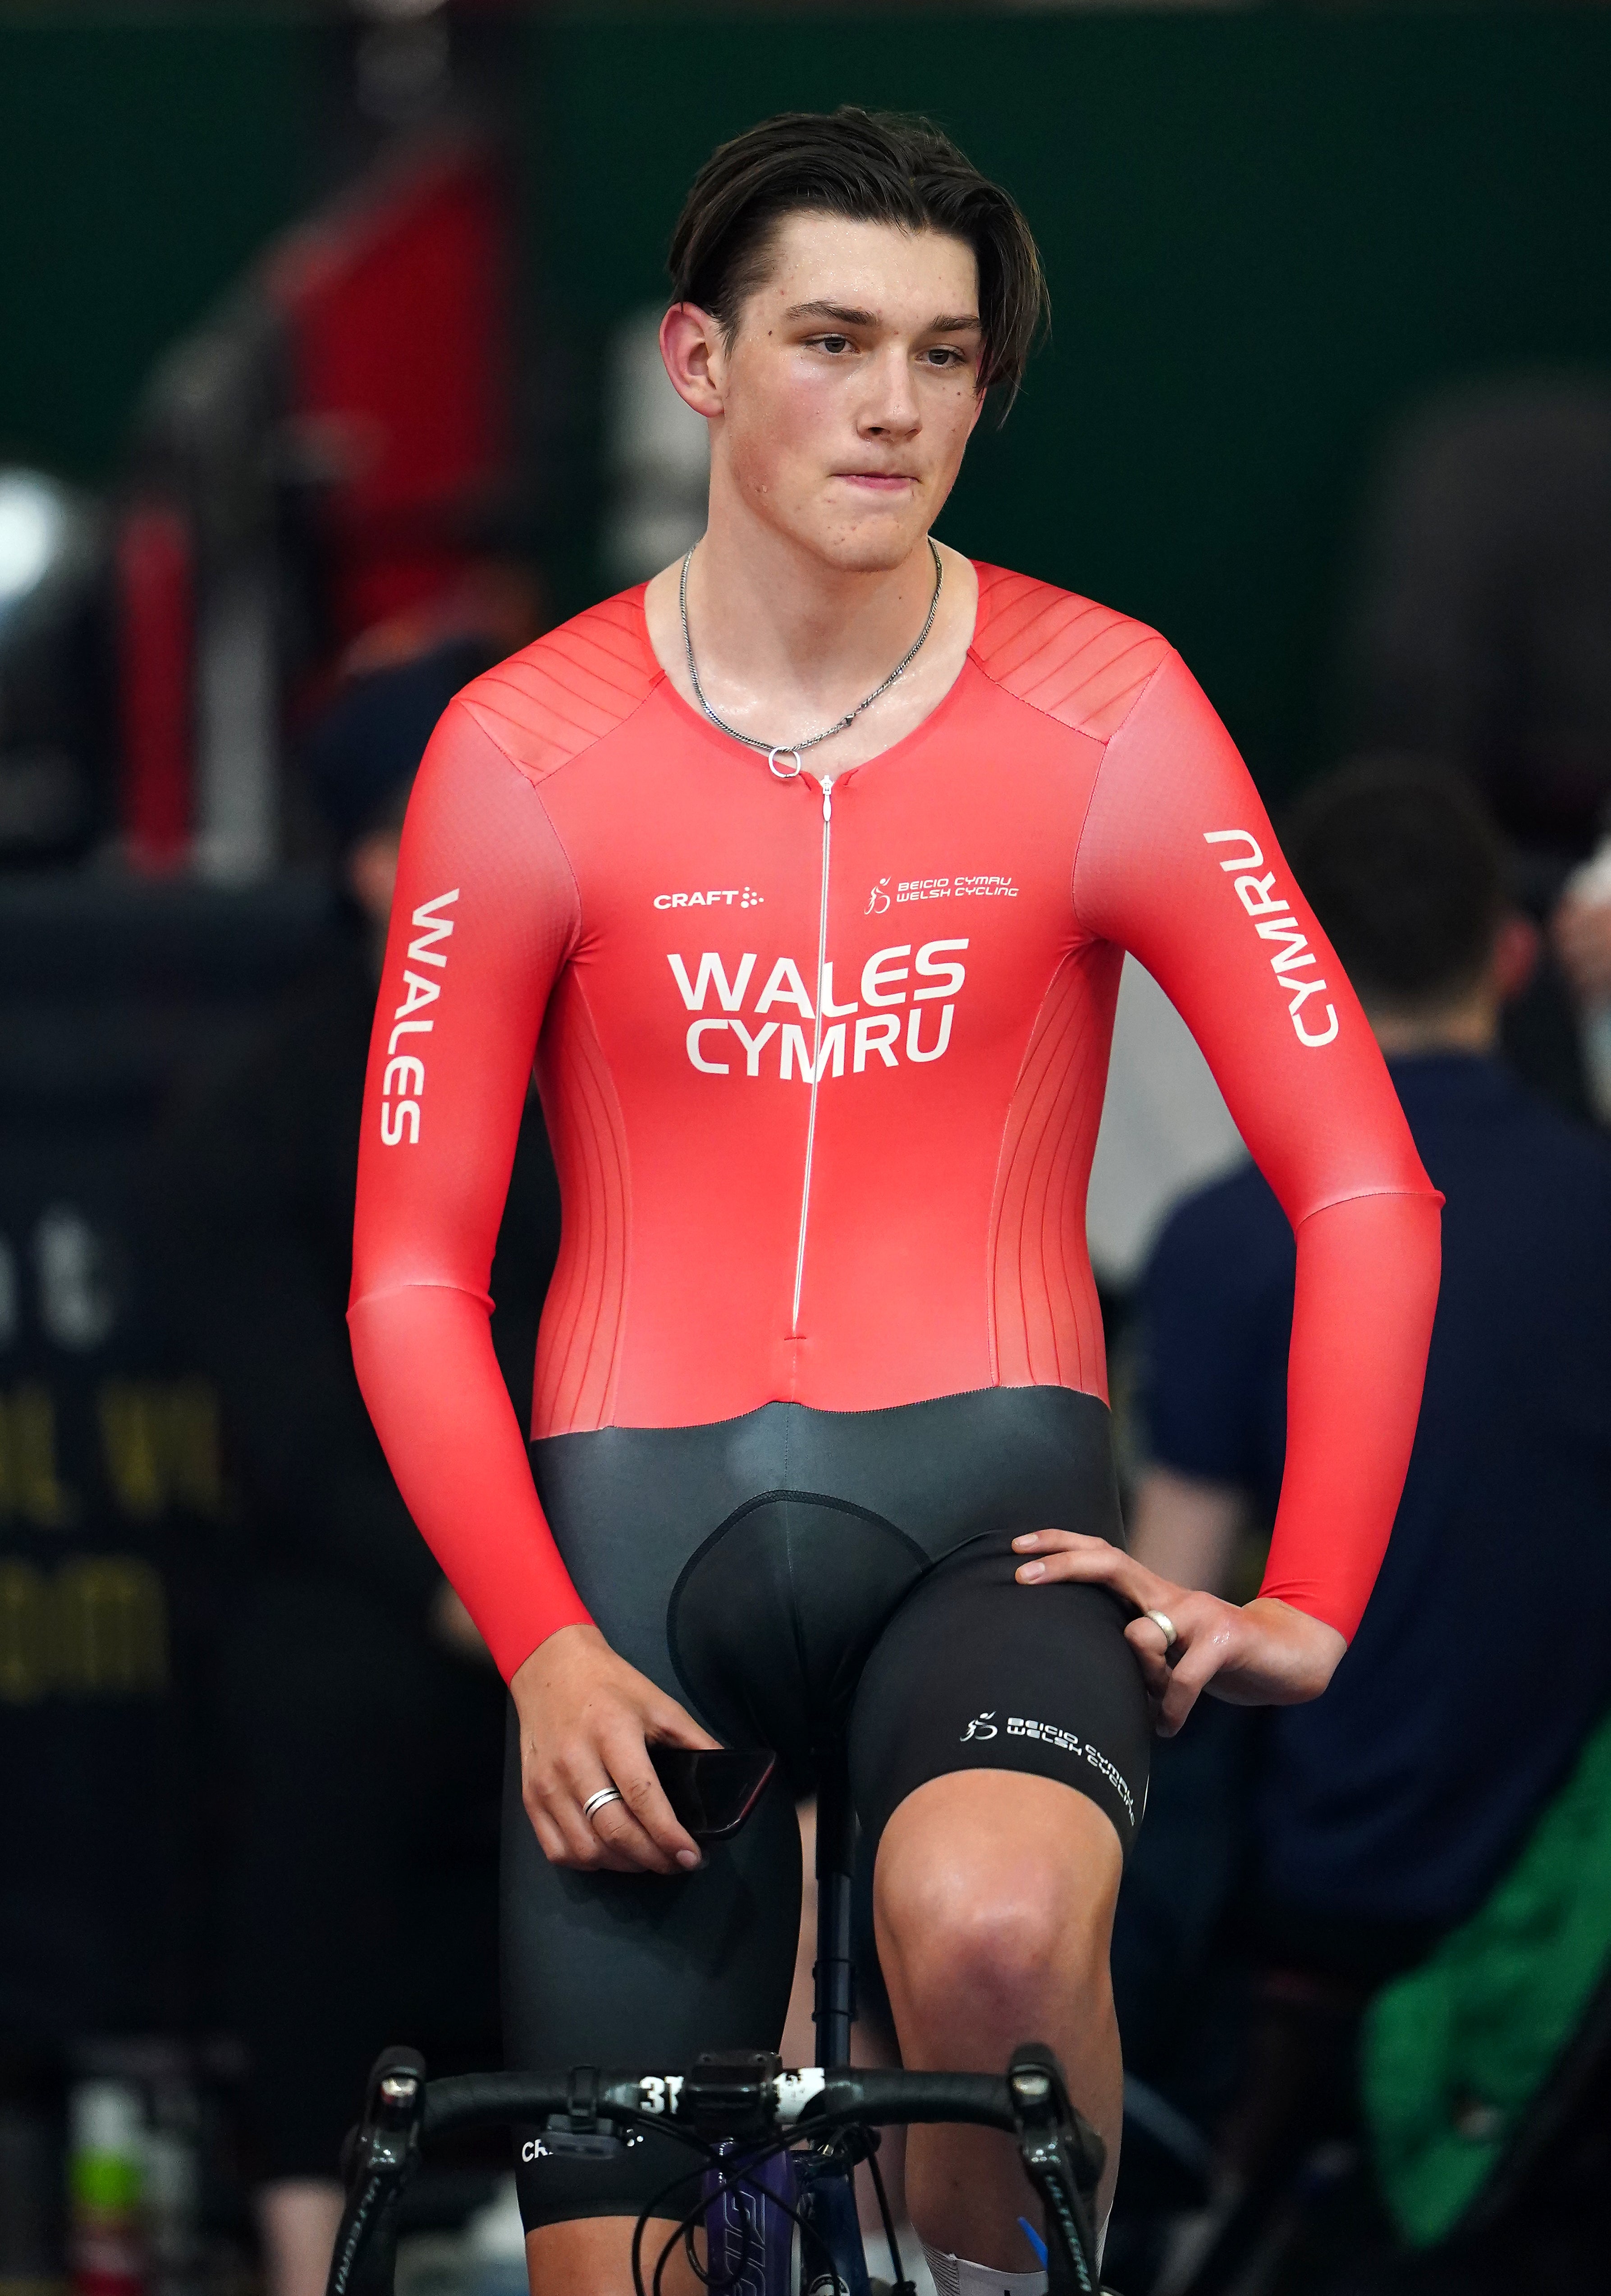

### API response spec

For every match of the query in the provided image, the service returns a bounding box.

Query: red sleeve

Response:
[1074,651,1442,1639]
[348,700,592,1680]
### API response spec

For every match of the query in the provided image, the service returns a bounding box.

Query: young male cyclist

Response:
[350,110,1441,2296]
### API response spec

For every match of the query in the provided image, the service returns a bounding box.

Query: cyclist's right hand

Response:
[509,1622,720,1875]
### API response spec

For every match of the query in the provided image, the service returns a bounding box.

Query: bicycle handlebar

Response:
[420,2064,1021,2143]
[329,2045,1105,2296]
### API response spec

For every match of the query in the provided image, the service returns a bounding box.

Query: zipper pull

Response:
[821,775,833,824]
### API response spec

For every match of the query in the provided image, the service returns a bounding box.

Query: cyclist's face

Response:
[669,213,986,572]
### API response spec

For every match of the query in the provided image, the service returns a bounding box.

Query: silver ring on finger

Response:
[581,1785,624,1825]
[1143,1608,1179,1649]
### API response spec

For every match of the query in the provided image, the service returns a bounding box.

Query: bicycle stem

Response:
[813,1757,857,2069]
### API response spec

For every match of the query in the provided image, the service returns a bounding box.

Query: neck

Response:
[687,475,943,713]
[641,467,979,771]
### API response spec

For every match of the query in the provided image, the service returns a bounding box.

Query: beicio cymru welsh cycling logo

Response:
[1006,1713,1082,1755]
[1204,828,1339,1049]
[653,887,764,909]
[868,874,1018,914]
[667,940,968,1083]
[961,1711,1138,1824]
[378,888,458,1146]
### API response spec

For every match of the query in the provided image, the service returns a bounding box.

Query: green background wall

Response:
[0,13,320,479]
[3,7,1610,792]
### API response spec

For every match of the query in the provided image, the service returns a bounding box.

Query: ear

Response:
[1492,909,1541,1003]
[660,302,726,420]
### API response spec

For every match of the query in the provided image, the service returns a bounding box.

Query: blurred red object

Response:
[267,133,513,642]
[116,502,193,871]
[115,129,515,868]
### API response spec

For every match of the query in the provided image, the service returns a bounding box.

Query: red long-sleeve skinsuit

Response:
[351,567,1442,1683]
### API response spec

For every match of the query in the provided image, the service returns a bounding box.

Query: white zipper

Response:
[790,772,834,1336]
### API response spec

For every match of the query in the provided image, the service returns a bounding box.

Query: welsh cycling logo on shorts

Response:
[960,1710,1138,1826]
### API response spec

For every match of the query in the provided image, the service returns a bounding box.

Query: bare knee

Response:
[874,1776,1121,2040]
[912,1879,1061,2011]
[879,1858,1113,2042]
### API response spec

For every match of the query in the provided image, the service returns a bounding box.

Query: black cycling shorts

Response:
[503,1385,1149,2230]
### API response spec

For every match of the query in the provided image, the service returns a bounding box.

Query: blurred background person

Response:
[1124,760,1611,2283]
[1347,380,1611,1125]
[159,639,560,2296]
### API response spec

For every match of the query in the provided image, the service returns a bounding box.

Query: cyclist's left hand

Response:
[1011,1531,1346,1737]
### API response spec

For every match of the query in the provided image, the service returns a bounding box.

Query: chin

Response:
[806,519,928,576]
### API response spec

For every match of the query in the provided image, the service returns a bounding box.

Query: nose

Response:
[858,342,921,438]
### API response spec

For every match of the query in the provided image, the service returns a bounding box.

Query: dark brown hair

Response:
[1284,758,1506,1009]
[667,107,1048,416]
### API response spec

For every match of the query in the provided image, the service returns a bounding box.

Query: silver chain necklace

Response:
[679,539,943,780]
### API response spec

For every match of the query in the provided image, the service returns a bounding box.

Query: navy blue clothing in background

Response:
[1138,1054,1611,1931]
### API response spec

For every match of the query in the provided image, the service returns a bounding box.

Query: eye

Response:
[813,334,853,355]
[923,347,969,369]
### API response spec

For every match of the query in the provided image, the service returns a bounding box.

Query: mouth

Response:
[836,471,918,494]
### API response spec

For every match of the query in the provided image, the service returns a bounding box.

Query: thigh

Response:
[515,1423,820,2227]
[848,1531,1152,1863]
[502,1706,802,2229]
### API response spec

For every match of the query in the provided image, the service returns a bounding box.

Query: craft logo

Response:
[653,887,764,909]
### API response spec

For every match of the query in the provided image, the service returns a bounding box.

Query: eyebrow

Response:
[783,299,982,334]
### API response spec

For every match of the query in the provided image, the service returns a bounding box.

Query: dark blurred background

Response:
[1,6,1609,2294]
[7,5,1611,794]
